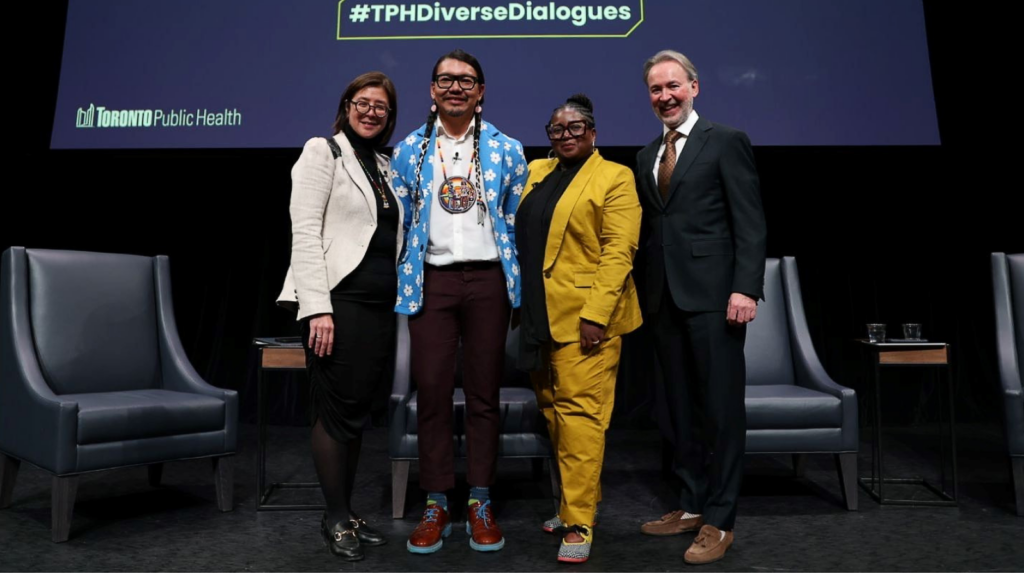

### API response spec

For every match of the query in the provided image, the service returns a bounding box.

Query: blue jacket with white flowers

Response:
[391,120,528,315]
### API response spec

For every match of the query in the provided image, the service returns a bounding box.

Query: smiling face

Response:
[548,108,595,164]
[346,86,389,140]
[646,60,699,129]
[430,58,485,119]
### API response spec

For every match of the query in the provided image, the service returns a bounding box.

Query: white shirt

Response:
[653,110,700,184]
[426,119,500,265]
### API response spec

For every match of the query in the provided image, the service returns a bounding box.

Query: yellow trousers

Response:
[531,336,622,527]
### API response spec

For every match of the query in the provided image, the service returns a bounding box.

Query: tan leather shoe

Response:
[640,510,704,536]
[684,524,733,565]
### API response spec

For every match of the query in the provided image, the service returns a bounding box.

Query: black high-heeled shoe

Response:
[320,513,364,561]
[349,517,388,546]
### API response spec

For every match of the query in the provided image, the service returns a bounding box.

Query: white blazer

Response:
[277,132,404,320]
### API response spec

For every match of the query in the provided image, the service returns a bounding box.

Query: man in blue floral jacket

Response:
[391,50,527,555]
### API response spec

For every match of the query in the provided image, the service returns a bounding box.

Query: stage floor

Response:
[2,424,1020,571]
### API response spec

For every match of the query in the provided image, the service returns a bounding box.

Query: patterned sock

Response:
[426,492,448,511]
[468,486,490,505]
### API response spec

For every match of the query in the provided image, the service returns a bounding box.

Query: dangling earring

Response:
[475,105,483,114]
[547,148,556,159]
[430,102,437,113]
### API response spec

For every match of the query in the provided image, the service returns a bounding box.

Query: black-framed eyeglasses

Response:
[348,99,390,118]
[433,74,479,91]
[545,120,592,140]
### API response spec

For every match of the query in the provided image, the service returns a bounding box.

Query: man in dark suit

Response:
[634,50,767,565]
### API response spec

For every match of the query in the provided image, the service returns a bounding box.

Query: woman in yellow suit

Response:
[516,94,642,563]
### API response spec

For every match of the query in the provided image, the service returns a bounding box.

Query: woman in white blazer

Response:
[277,71,403,561]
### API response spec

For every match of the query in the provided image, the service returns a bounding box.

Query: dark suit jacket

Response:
[635,115,767,314]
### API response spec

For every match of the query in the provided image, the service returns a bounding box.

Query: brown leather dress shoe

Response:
[466,500,505,551]
[406,504,451,554]
[684,524,734,565]
[640,510,705,536]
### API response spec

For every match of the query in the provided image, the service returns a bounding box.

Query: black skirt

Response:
[301,298,396,442]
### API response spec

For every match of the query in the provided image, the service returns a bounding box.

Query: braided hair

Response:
[410,105,438,226]
[471,108,485,222]
[411,49,487,226]
[553,93,596,128]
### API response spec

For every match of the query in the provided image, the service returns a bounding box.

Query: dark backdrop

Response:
[6,2,1019,434]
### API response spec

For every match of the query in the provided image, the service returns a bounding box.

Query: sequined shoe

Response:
[557,525,593,564]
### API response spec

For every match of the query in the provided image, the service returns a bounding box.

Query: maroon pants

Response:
[408,262,511,492]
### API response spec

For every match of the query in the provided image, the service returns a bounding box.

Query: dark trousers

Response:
[651,289,747,530]
[408,262,511,492]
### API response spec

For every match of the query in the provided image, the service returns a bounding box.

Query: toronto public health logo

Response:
[76,103,242,128]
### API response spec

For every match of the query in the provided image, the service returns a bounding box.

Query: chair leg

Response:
[51,475,79,543]
[1,453,20,509]
[148,463,164,487]
[792,454,807,478]
[835,453,858,511]
[548,457,561,514]
[392,460,410,519]
[1011,457,1024,517]
[212,457,234,512]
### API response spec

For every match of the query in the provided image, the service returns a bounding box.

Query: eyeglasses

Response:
[433,74,479,91]
[348,99,390,118]
[545,120,592,140]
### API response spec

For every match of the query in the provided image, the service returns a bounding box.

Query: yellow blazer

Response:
[522,151,643,343]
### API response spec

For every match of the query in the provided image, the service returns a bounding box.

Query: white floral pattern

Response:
[390,120,528,316]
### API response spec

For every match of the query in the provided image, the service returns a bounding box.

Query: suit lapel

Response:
[377,151,403,225]
[664,116,712,207]
[334,133,376,216]
[637,136,663,210]
[478,122,499,211]
[544,152,602,271]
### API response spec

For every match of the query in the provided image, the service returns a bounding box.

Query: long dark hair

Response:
[411,50,486,225]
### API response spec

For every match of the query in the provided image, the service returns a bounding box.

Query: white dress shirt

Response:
[426,118,500,265]
[653,110,700,185]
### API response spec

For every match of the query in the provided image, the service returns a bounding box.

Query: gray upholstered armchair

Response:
[991,252,1023,516]
[0,247,238,541]
[388,316,553,518]
[743,257,859,510]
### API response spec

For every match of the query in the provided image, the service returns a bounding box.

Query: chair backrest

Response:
[1011,255,1024,378]
[24,248,162,395]
[993,253,1024,390]
[744,258,796,386]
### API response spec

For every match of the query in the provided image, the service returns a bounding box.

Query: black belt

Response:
[425,261,501,271]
